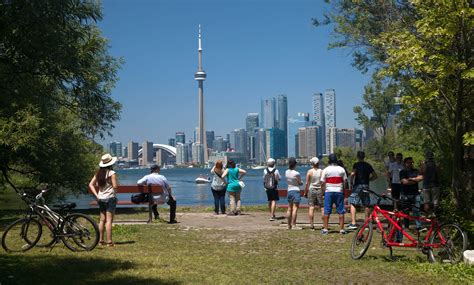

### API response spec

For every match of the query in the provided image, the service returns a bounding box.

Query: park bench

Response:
[89,185,164,223]
[277,189,351,209]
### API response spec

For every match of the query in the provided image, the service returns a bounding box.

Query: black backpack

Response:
[263,168,278,190]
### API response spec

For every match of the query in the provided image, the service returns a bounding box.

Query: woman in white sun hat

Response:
[88,153,119,247]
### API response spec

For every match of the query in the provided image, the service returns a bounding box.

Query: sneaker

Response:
[321,228,329,235]
[346,224,358,230]
[168,220,178,224]
[292,226,303,230]
[236,210,242,216]
[269,217,276,221]
[339,229,348,235]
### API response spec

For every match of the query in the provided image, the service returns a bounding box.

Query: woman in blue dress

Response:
[221,159,247,215]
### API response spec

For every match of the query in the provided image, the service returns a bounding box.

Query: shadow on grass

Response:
[0,254,181,284]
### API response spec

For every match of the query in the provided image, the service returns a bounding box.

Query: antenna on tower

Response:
[198,24,202,51]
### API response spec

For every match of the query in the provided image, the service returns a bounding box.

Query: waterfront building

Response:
[335,128,356,149]
[209,151,246,166]
[192,143,204,164]
[108,141,122,157]
[176,143,189,165]
[267,128,286,159]
[213,136,225,152]
[297,126,319,159]
[168,138,176,147]
[312,92,325,154]
[141,141,154,166]
[254,128,267,164]
[122,146,128,159]
[231,128,248,161]
[175,132,185,144]
[261,98,276,129]
[287,112,310,157]
[206,131,215,150]
[324,89,336,155]
[245,113,259,162]
[276,94,288,157]
[127,141,139,162]
[194,25,208,162]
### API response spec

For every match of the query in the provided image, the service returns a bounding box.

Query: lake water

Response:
[70,167,390,209]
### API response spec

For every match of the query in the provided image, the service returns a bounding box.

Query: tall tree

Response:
[317,0,473,215]
[0,0,122,194]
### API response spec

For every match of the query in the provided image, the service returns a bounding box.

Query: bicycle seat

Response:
[53,203,77,210]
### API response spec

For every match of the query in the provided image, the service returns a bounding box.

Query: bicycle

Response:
[1,189,99,253]
[350,189,468,264]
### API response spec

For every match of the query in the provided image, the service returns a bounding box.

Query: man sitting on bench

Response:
[137,164,177,224]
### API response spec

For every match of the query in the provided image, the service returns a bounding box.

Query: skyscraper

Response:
[141,141,154,166]
[324,89,336,154]
[231,128,248,161]
[194,24,208,163]
[254,128,267,164]
[312,93,324,125]
[245,113,259,133]
[127,141,139,162]
[297,126,319,159]
[206,130,215,150]
[276,94,288,157]
[168,138,176,147]
[287,113,310,157]
[335,128,356,149]
[175,132,185,144]
[261,98,276,129]
[108,141,122,157]
[245,113,259,161]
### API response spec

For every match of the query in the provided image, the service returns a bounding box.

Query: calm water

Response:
[71,167,389,209]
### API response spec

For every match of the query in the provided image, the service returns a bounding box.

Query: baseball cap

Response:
[309,157,319,165]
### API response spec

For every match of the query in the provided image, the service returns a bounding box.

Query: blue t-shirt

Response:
[226,168,241,192]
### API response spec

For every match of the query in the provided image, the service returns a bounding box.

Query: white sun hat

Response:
[309,157,319,165]
[267,158,276,166]
[99,153,117,167]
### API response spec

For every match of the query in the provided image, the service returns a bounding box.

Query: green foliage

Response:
[353,75,398,138]
[0,0,122,196]
[463,132,474,146]
[318,0,474,217]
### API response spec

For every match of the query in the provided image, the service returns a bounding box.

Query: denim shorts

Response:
[349,184,370,206]
[324,192,345,215]
[287,190,301,204]
[98,197,117,213]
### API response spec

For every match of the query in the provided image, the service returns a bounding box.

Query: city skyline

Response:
[98,0,371,145]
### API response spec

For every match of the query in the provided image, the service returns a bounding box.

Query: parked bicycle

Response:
[2,189,99,252]
[350,189,468,264]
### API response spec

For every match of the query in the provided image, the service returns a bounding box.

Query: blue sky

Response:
[99,0,371,145]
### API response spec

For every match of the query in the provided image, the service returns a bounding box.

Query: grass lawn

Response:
[0,210,473,284]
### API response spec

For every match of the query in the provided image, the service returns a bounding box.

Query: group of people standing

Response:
[385,151,440,238]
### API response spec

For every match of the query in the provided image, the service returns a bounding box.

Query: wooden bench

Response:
[90,185,164,223]
[277,189,351,209]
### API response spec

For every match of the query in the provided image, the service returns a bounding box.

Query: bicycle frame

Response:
[364,205,443,249]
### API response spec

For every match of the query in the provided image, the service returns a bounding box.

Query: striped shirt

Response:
[321,165,347,193]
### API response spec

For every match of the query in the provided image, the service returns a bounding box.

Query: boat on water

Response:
[195,175,211,184]
[251,165,266,170]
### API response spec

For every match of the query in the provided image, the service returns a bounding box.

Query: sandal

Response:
[106,242,115,247]
[99,240,106,246]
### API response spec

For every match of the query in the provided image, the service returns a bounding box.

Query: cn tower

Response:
[194,24,208,162]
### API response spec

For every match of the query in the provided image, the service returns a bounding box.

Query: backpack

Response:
[131,193,150,204]
[211,171,227,191]
[263,168,278,190]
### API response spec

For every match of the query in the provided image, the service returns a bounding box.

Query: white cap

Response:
[309,157,319,165]
[267,158,275,165]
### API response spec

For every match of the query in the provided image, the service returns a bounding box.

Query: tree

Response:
[316,0,473,216]
[0,0,122,194]
[353,75,397,138]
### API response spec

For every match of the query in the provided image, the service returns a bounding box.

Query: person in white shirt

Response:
[263,158,281,221]
[285,157,303,230]
[320,154,348,235]
[137,165,177,224]
[303,157,324,230]
[88,153,118,247]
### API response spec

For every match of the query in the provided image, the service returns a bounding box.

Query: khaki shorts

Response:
[423,187,440,206]
[308,188,324,207]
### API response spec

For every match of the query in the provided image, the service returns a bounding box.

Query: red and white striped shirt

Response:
[321,165,347,193]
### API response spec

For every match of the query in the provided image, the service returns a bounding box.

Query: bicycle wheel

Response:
[36,216,56,248]
[350,222,373,260]
[428,223,468,264]
[2,218,42,252]
[61,213,99,252]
